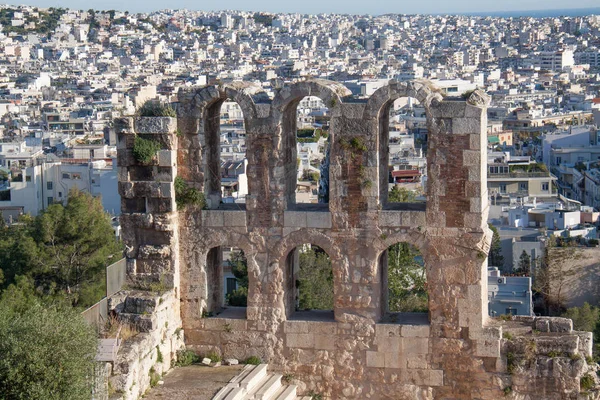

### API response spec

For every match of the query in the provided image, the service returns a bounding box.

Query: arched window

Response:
[380,97,427,209]
[204,246,247,319]
[282,96,331,210]
[203,98,248,209]
[285,244,334,320]
[379,241,428,324]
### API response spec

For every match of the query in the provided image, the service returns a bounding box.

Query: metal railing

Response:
[488,172,551,179]
[81,258,126,329]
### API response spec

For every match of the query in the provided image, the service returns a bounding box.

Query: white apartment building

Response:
[537,49,575,71]
[0,158,120,222]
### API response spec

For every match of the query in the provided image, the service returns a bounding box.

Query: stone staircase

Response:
[212,364,311,400]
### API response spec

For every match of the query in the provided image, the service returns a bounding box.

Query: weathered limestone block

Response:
[134,117,177,134]
[108,290,184,400]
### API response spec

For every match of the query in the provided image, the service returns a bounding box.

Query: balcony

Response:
[488,171,552,179]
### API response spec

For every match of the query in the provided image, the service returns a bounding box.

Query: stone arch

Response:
[271,79,351,208]
[188,83,268,208]
[193,230,256,317]
[374,229,430,320]
[274,228,343,263]
[363,80,442,207]
[273,228,343,318]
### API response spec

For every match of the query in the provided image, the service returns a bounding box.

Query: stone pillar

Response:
[116,116,180,291]
[425,93,491,335]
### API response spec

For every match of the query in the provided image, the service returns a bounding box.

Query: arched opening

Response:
[283,96,331,210]
[204,98,248,209]
[379,241,428,324]
[285,244,334,320]
[204,245,247,319]
[379,97,427,209]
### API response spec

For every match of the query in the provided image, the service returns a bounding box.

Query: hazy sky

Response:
[9,0,600,15]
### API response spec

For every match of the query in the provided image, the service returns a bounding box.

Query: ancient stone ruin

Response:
[115,79,599,399]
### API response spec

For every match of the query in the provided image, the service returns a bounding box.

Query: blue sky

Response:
[9,0,600,15]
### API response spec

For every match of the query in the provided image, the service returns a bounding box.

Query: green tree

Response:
[515,250,531,276]
[0,216,39,289]
[0,189,122,307]
[388,185,416,202]
[562,302,599,333]
[487,224,504,267]
[534,238,579,315]
[298,246,333,310]
[226,250,248,307]
[31,189,121,306]
[0,278,98,399]
[562,302,600,359]
[387,242,428,312]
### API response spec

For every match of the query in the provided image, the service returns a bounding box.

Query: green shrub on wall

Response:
[137,101,176,117]
[132,136,161,164]
[174,176,206,209]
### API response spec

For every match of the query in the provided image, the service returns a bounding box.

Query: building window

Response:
[556,157,562,165]
[62,173,70,179]
[47,181,53,190]
[519,182,528,191]
[499,184,507,194]
[25,175,31,182]
[72,173,81,180]
[58,192,62,197]
[542,182,549,191]
[47,197,53,205]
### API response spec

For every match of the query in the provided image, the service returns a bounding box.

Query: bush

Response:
[0,282,98,399]
[137,101,176,117]
[175,349,201,367]
[206,351,221,363]
[174,176,206,209]
[226,287,248,307]
[245,356,262,365]
[580,374,595,391]
[133,136,161,164]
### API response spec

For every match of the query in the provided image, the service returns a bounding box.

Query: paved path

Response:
[144,365,243,400]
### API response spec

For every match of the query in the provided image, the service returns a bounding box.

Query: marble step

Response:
[248,373,282,399]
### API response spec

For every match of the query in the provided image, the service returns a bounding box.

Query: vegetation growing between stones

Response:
[156,346,163,363]
[132,135,161,164]
[174,176,206,209]
[206,351,221,363]
[245,356,262,365]
[580,374,595,391]
[175,349,201,367]
[137,101,177,117]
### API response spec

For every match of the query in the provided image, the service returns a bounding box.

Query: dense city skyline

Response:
[7,0,600,15]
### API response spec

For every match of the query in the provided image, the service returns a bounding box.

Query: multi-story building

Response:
[537,49,574,71]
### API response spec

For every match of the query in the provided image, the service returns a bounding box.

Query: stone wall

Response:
[107,290,185,400]
[116,79,599,399]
